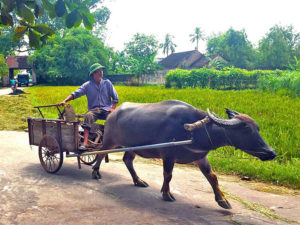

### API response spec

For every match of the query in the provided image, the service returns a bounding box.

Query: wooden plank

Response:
[29,118,79,152]
[27,118,33,145]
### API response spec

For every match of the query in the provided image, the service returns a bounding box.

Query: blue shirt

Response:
[72,79,118,111]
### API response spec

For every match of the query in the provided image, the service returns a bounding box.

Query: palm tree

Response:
[189,27,204,51]
[162,34,177,56]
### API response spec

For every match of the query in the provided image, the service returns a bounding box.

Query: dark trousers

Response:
[82,108,110,131]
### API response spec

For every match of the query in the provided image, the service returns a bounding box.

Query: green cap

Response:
[89,63,105,76]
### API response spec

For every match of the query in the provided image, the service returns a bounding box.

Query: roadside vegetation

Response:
[0,94,38,130]
[16,85,299,189]
[166,68,300,97]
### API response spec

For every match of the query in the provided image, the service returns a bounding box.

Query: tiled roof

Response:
[6,56,31,69]
[159,50,218,69]
[160,50,201,69]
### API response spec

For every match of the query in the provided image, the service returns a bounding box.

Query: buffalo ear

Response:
[225,108,240,119]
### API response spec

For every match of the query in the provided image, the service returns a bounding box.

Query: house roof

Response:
[6,56,31,69]
[160,50,219,69]
[190,54,211,68]
[160,50,202,69]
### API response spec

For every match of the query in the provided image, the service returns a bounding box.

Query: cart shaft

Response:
[66,140,197,158]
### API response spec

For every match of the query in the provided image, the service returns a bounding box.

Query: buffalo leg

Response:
[161,158,176,201]
[123,152,148,187]
[195,157,232,209]
[92,154,106,179]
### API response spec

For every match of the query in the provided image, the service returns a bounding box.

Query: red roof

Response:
[6,56,31,69]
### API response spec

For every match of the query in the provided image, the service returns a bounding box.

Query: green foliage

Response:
[207,57,229,70]
[28,28,109,85]
[258,70,300,97]
[107,51,133,74]
[258,25,300,70]
[165,67,274,90]
[189,27,204,51]
[161,33,177,56]
[288,56,300,71]
[124,33,159,61]
[207,28,256,69]
[0,54,8,78]
[0,28,25,56]
[118,33,160,79]
[25,86,300,188]
[0,0,95,49]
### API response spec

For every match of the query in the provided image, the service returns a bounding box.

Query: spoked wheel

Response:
[80,154,98,165]
[39,135,63,173]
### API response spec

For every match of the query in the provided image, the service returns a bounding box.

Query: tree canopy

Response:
[161,33,176,56]
[207,28,256,69]
[0,53,8,78]
[258,25,300,70]
[0,28,25,56]
[0,0,96,49]
[123,33,160,78]
[28,28,109,85]
[190,27,204,51]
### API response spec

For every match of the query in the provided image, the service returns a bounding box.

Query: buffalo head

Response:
[207,108,276,161]
[184,108,276,161]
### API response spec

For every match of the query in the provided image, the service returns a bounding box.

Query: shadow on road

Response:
[22,162,232,224]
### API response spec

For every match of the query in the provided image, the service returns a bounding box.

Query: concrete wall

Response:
[1,75,9,86]
[142,69,169,85]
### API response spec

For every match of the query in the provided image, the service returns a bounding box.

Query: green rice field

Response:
[8,86,300,188]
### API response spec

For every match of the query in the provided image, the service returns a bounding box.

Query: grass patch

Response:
[225,192,297,224]
[0,92,38,130]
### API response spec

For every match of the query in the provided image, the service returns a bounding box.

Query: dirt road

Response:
[0,87,13,96]
[0,131,299,225]
[0,87,25,96]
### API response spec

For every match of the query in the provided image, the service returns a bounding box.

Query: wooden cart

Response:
[27,104,100,173]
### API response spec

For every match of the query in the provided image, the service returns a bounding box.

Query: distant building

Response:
[151,50,226,85]
[159,50,224,70]
[2,56,36,86]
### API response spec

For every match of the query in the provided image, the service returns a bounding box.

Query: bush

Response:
[165,67,276,90]
[258,70,300,97]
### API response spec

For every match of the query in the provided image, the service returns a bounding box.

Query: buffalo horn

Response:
[207,108,242,128]
[184,116,210,131]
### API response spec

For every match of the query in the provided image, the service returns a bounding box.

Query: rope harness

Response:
[204,123,258,160]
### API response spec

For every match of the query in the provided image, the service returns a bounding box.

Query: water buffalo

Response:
[92,100,276,209]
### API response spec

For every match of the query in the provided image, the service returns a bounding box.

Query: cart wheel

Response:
[39,135,63,173]
[80,154,98,165]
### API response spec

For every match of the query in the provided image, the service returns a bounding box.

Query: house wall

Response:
[142,70,169,85]
[1,75,9,86]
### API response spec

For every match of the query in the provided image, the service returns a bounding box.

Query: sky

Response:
[102,0,300,57]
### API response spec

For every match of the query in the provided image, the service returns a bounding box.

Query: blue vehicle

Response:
[17,73,30,86]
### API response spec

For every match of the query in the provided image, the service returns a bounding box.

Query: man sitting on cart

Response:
[57,63,119,151]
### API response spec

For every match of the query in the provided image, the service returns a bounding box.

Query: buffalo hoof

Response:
[217,199,232,209]
[162,192,176,201]
[92,170,102,180]
[134,178,149,187]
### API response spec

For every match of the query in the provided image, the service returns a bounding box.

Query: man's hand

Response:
[109,108,115,113]
[57,95,73,106]
[109,103,118,112]
[57,101,66,106]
